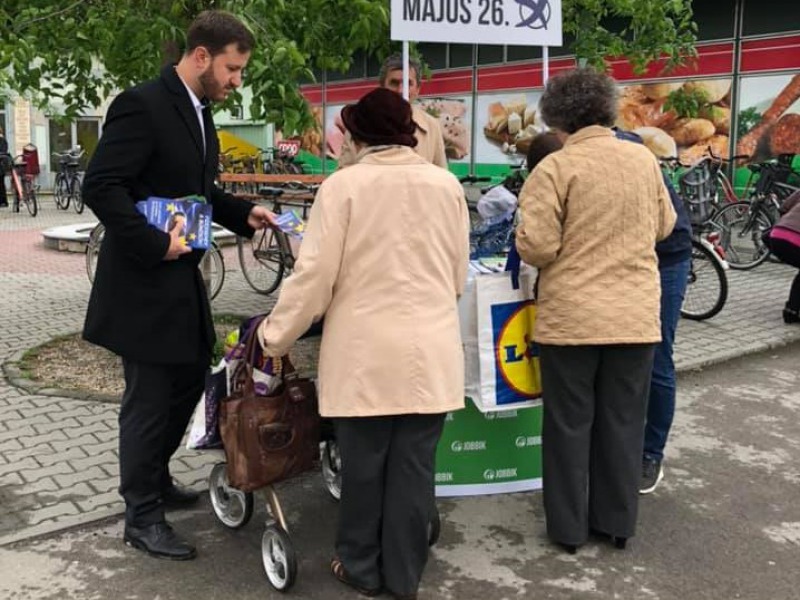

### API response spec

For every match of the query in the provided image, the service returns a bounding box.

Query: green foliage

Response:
[665,87,710,119]
[564,0,697,74]
[0,0,697,133]
[737,106,762,138]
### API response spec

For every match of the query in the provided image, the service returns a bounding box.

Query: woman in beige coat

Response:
[259,88,470,600]
[515,68,676,554]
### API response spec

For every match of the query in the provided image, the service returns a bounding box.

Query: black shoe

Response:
[554,541,578,555]
[640,458,664,494]
[589,528,629,550]
[0,202,8,208]
[123,522,197,560]
[162,483,201,508]
[783,306,800,324]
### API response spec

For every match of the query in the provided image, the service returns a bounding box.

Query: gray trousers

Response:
[539,343,656,545]
[334,413,445,597]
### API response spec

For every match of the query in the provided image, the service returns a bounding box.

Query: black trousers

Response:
[334,413,445,597]
[539,343,656,545]
[119,359,206,527]
[0,173,7,205]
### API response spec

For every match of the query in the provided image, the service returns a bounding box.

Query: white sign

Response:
[391,0,562,47]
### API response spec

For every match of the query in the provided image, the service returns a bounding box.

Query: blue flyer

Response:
[274,210,306,239]
[136,196,213,249]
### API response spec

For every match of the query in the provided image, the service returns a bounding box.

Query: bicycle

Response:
[3,153,38,217]
[261,145,306,176]
[86,223,225,300]
[711,155,798,270]
[237,183,317,295]
[680,237,729,321]
[667,158,730,320]
[52,147,86,213]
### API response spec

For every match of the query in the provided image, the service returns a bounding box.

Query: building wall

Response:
[299,0,800,176]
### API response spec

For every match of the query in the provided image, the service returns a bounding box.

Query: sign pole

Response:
[402,40,410,100]
[542,46,549,86]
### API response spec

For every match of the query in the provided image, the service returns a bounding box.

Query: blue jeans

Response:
[643,257,691,462]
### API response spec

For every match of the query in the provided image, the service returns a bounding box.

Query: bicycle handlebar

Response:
[706,145,750,163]
[458,175,492,184]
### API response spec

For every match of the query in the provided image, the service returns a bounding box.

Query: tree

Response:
[0,0,695,134]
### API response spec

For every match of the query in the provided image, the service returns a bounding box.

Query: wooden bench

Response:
[218,173,326,202]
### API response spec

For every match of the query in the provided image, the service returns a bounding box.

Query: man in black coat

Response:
[82,10,274,560]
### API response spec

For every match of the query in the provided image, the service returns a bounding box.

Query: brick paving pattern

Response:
[1,200,798,546]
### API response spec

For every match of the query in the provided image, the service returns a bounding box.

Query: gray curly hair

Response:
[540,68,618,134]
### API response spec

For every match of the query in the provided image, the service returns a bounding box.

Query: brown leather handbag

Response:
[219,316,320,492]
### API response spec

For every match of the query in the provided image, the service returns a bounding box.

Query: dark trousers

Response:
[539,343,656,545]
[645,258,691,462]
[0,173,7,205]
[334,413,445,597]
[119,359,206,527]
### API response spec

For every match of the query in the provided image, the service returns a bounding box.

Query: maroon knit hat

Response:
[340,88,419,148]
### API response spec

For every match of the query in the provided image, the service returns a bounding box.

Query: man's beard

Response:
[199,67,226,102]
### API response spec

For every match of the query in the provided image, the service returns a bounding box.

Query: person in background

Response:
[763,189,800,324]
[337,53,447,169]
[515,68,676,554]
[614,130,694,495]
[82,10,274,561]
[526,131,564,173]
[259,88,469,600]
[0,128,9,207]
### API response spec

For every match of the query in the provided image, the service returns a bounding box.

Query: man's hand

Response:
[163,221,192,260]
[248,205,277,230]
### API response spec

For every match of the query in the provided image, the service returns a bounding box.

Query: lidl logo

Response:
[492,300,542,404]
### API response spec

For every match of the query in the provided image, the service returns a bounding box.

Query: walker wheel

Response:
[262,524,297,591]
[321,440,342,501]
[208,462,253,529]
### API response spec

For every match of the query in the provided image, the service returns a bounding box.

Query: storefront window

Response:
[478,45,504,65]
[693,0,737,40]
[743,0,798,36]
[418,43,448,70]
[448,44,474,68]
[49,118,100,171]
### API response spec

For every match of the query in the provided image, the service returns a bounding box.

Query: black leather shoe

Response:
[123,522,197,560]
[162,484,201,508]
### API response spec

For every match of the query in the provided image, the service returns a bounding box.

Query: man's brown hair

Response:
[186,10,255,56]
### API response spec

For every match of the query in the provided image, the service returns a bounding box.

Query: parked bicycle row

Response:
[661,149,799,270]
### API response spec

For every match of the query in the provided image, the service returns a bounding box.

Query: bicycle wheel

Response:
[713,201,772,270]
[22,178,37,217]
[71,174,85,214]
[86,224,105,283]
[237,229,286,295]
[680,239,728,321]
[54,175,70,210]
[199,242,225,300]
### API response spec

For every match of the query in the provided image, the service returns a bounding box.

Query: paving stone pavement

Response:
[1,201,798,547]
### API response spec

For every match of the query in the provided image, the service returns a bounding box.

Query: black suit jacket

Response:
[82,66,254,364]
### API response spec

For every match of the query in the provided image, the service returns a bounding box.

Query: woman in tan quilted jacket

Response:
[515,68,676,554]
[259,88,470,600]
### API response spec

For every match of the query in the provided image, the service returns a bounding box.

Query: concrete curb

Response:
[2,356,120,404]
[0,507,124,548]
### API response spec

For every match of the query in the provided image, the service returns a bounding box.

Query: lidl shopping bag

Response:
[186,359,227,450]
[474,266,542,412]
